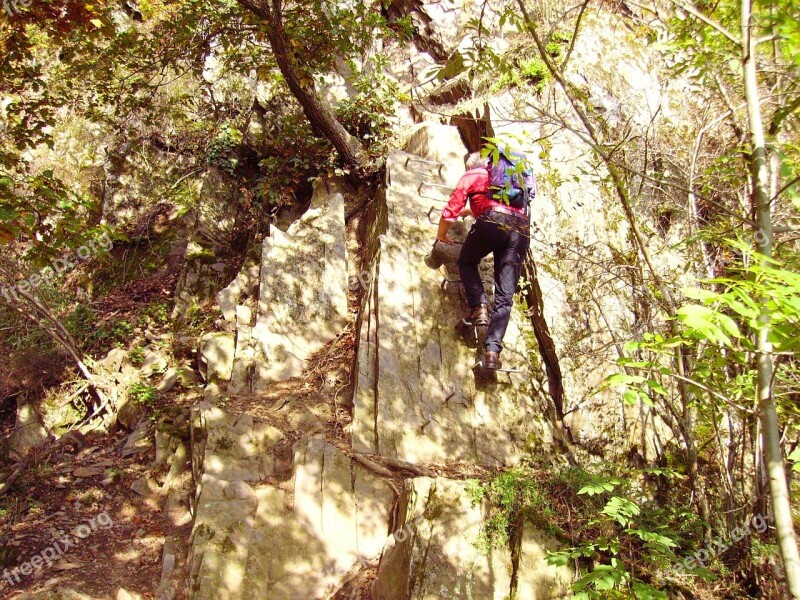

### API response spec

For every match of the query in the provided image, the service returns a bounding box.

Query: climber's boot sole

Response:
[455,320,487,348]
[472,361,521,374]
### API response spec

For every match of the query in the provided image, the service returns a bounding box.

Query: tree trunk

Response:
[523,251,564,419]
[236,0,368,173]
[741,0,800,594]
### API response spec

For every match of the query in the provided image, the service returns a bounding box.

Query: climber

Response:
[435,150,531,370]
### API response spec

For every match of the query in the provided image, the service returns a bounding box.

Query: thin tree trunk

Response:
[741,0,800,594]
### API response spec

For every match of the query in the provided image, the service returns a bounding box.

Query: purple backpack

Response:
[487,150,536,214]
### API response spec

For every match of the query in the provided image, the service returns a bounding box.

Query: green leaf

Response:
[0,206,19,220]
[623,389,640,405]
[633,582,668,600]
[677,303,716,328]
[643,467,686,479]
[716,313,742,339]
[646,380,668,395]
[789,447,800,472]
[545,550,570,567]
[681,287,718,301]
[578,477,625,496]
[601,496,640,526]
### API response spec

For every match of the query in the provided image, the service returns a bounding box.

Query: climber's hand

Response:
[437,235,454,244]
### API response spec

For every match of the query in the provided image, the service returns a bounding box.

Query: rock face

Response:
[480,13,685,458]
[189,408,395,600]
[251,178,348,386]
[187,124,571,600]
[352,125,554,466]
[8,397,47,461]
[172,167,242,323]
[200,332,235,383]
[373,477,570,599]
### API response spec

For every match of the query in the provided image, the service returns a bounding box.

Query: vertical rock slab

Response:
[251,178,348,386]
[403,123,466,185]
[240,437,395,599]
[352,261,379,454]
[200,332,235,383]
[353,125,553,466]
[189,412,395,600]
[8,398,47,461]
[228,305,254,395]
[515,523,572,599]
[189,475,258,600]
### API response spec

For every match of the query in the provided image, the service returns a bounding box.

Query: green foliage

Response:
[142,300,171,326]
[578,475,626,496]
[336,55,402,156]
[278,0,390,78]
[206,122,244,175]
[547,471,683,599]
[604,243,800,428]
[467,466,557,550]
[545,42,564,58]
[491,56,550,93]
[111,320,134,343]
[520,57,549,87]
[129,382,157,407]
[0,1,114,258]
[551,30,573,44]
[129,346,146,367]
[472,463,690,598]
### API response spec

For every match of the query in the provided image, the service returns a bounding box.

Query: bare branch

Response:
[560,0,590,74]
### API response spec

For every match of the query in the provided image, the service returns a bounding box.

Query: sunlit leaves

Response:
[602,496,642,527]
[578,475,625,496]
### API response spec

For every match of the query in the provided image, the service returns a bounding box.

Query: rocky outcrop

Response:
[214,177,349,395]
[186,126,572,600]
[172,167,242,323]
[481,13,686,458]
[189,409,568,600]
[8,397,47,461]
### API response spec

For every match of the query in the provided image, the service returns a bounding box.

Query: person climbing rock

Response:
[435,150,532,370]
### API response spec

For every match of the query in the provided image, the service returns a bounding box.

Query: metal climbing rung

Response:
[442,278,491,292]
[441,278,462,291]
[418,181,451,191]
[405,156,445,178]
[418,181,452,201]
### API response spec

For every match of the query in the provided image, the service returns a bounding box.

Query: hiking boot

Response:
[484,351,500,370]
[466,304,489,326]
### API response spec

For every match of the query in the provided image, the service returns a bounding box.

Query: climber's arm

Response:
[438,171,477,243]
[436,217,454,243]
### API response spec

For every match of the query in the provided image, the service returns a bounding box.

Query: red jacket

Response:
[441,168,526,221]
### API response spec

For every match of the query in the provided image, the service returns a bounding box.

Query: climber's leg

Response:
[457,219,493,313]
[485,219,530,354]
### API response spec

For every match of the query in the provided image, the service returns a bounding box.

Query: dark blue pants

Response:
[457,211,530,353]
